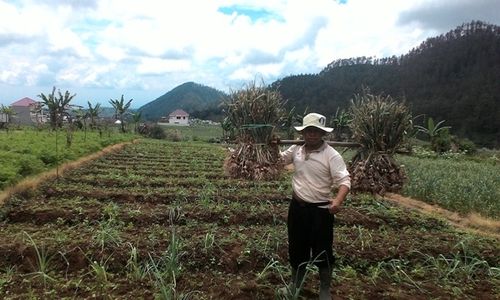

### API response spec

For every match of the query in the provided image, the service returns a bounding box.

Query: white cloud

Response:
[137,57,192,75]
[0,0,497,107]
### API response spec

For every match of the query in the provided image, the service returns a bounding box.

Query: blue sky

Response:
[0,0,499,108]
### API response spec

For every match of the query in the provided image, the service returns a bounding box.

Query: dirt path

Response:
[382,193,500,239]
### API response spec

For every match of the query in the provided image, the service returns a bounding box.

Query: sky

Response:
[0,0,499,108]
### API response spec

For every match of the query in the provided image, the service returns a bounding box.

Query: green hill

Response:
[138,82,226,122]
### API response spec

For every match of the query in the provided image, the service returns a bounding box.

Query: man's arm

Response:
[328,184,349,214]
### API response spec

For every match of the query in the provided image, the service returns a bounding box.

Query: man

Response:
[280,113,351,300]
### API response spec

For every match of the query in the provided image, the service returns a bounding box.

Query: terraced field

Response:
[0,139,498,299]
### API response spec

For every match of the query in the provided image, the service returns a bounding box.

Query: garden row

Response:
[0,139,498,299]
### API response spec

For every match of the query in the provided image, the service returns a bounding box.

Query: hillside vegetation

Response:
[274,21,499,147]
[138,21,500,148]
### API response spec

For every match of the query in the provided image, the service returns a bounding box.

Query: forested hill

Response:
[272,21,500,147]
[138,82,226,121]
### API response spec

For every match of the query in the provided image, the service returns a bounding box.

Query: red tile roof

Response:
[169,109,189,117]
[11,97,36,107]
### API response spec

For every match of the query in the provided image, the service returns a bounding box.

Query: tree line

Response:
[273,20,499,147]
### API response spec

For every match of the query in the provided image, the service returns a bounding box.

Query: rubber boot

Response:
[318,266,332,300]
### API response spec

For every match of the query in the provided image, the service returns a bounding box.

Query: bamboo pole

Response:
[279,140,361,148]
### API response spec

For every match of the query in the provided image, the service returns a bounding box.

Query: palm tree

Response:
[38,87,76,129]
[109,95,133,133]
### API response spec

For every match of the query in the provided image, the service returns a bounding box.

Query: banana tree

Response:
[109,95,133,133]
[131,111,142,133]
[330,107,352,141]
[414,117,450,140]
[38,87,76,129]
[87,101,102,130]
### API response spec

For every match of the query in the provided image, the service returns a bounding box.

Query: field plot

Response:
[0,139,498,299]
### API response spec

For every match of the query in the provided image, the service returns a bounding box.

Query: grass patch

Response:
[398,154,500,219]
[0,128,137,190]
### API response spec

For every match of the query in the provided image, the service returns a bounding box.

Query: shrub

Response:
[431,130,452,153]
[453,136,477,154]
[0,168,18,189]
[138,124,166,139]
[18,157,44,176]
[38,149,59,166]
[165,129,183,142]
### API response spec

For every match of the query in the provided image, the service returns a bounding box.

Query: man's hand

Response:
[328,198,343,214]
[270,136,280,145]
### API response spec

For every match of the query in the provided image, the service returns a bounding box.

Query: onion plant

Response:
[222,80,286,180]
[23,231,56,287]
[348,88,413,194]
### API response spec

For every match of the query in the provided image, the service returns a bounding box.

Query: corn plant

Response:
[348,88,413,194]
[352,225,373,251]
[168,206,183,225]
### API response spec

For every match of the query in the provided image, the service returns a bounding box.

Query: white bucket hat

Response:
[294,113,333,132]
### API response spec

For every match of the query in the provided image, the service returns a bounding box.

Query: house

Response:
[158,109,189,126]
[10,97,44,125]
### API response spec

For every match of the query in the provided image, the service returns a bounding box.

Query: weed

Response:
[92,219,123,251]
[88,256,114,298]
[203,232,216,253]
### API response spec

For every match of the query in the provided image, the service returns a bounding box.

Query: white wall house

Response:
[166,109,189,125]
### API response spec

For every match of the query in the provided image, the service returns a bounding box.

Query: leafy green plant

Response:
[88,255,114,298]
[87,101,102,130]
[415,117,450,141]
[147,229,191,299]
[330,107,352,141]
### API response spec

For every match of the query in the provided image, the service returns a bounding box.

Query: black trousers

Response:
[287,197,335,269]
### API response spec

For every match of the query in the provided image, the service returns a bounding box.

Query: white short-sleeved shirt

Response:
[280,142,351,204]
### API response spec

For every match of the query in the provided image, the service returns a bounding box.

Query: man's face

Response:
[303,126,325,147]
